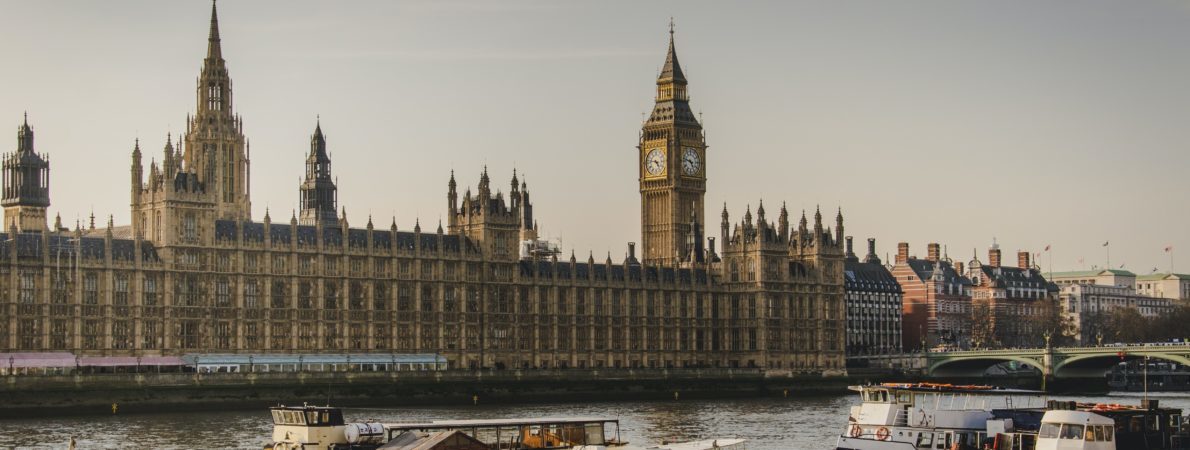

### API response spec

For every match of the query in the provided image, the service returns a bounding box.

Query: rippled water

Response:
[0,393,1186,449]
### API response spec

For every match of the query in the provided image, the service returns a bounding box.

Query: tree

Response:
[969,299,998,349]
[1027,298,1077,347]
[1102,307,1149,343]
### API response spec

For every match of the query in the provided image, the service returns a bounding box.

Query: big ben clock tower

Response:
[640,23,707,266]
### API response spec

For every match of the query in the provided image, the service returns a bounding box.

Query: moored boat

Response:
[265,404,745,450]
[834,383,1190,450]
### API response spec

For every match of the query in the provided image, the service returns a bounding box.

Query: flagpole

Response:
[1106,242,1110,270]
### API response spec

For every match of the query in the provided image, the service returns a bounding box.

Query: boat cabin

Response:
[268,404,351,450]
[380,417,624,448]
[1035,410,1114,450]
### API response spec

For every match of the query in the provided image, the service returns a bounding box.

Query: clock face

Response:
[682,148,701,175]
[645,148,666,176]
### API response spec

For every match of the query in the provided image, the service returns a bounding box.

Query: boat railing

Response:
[893,409,909,427]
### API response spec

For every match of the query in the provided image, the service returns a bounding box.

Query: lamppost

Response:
[1096,332,1104,347]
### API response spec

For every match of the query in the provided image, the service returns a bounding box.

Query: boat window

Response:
[1059,424,1084,440]
[1130,416,1144,432]
[1172,415,1182,431]
[880,391,889,403]
[915,432,933,448]
[271,410,283,425]
[936,432,950,449]
[1103,425,1113,441]
[1039,423,1059,439]
[897,392,912,404]
[1086,426,1097,441]
[1147,414,1160,431]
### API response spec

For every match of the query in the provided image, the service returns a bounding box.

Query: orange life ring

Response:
[876,427,891,441]
[850,425,863,438]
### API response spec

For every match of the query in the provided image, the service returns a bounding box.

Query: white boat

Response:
[265,404,746,450]
[833,383,1190,450]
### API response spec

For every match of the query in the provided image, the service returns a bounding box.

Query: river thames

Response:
[0,393,1187,449]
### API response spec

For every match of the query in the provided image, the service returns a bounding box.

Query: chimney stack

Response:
[864,238,881,264]
[1018,251,1031,270]
[927,243,941,262]
[896,242,909,264]
[955,261,965,274]
[845,236,856,260]
[989,247,1002,268]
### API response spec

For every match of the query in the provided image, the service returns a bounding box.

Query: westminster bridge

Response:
[855,344,1190,379]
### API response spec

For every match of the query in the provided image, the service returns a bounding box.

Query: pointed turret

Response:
[131,138,143,205]
[778,202,789,242]
[299,119,337,228]
[3,114,51,232]
[835,207,844,247]
[447,170,457,214]
[720,203,729,243]
[813,205,823,234]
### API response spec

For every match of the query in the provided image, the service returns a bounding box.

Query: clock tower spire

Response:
[640,20,706,266]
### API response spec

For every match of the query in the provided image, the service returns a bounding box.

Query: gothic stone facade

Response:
[0,5,846,373]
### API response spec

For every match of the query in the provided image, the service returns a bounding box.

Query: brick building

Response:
[891,242,970,351]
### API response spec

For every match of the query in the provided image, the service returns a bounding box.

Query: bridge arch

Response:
[928,355,1044,378]
[1053,352,1190,379]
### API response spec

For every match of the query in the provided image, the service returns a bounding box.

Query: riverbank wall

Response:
[0,368,858,418]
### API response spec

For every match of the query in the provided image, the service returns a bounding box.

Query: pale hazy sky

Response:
[1,1,1188,273]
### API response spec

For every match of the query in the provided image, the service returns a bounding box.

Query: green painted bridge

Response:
[925,344,1190,378]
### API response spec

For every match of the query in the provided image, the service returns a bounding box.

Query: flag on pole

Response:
[1166,245,1173,253]
[1044,245,1051,251]
[1103,241,1109,247]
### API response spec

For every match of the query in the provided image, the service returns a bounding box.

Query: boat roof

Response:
[647,439,747,449]
[1043,410,1114,425]
[853,383,1044,395]
[382,417,618,429]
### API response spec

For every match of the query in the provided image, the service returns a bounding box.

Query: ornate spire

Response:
[300,119,336,228]
[659,18,686,84]
[17,112,33,154]
[207,0,222,61]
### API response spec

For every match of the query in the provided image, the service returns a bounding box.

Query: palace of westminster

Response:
[0,4,847,373]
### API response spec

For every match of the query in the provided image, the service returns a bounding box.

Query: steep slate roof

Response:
[976,265,1050,289]
[0,232,156,262]
[268,224,291,244]
[905,259,971,286]
[845,260,902,294]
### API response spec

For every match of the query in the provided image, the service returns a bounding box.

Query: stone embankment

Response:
[0,368,859,417]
